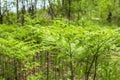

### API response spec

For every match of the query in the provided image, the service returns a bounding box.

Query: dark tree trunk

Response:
[68,0,71,20]
[16,0,19,23]
[5,0,11,24]
[21,0,25,26]
[62,0,65,17]
[31,4,34,18]
[29,0,35,19]
[0,0,3,24]
[34,0,38,18]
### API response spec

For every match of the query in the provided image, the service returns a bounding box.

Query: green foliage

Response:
[0,0,120,79]
[39,20,120,79]
[0,20,120,79]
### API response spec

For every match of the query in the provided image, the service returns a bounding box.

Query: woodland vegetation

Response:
[0,0,120,80]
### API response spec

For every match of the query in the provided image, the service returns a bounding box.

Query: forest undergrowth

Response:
[0,20,120,80]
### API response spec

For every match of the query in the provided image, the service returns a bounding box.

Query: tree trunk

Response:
[21,0,25,26]
[0,0,3,24]
[62,0,65,17]
[16,0,19,23]
[5,0,11,24]
[30,0,35,19]
[34,0,38,17]
[68,0,71,20]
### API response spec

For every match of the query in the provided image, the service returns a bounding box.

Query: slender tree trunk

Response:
[16,0,19,23]
[14,59,18,80]
[0,0,3,24]
[68,0,71,20]
[46,51,49,80]
[5,0,10,24]
[62,0,65,17]
[85,54,97,80]
[31,4,34,18]
[21,0,25,25]
[93,54,98,80]
[30,0,35,18]
[43,0,46,10]
[34,0,38,17]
